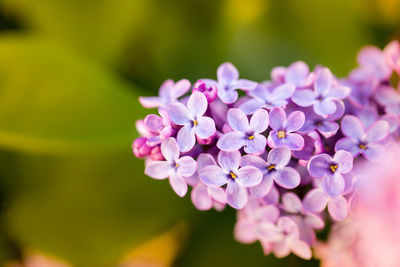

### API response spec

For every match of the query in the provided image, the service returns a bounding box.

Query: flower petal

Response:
[256,222,282,242]
[365,120,389,142]
[241,155,267,170]
[218,150,241,172]
[217,131,245,152]
[234,220,257,244]
[315,68,332,94]
[284,133,304,150]
[327,196,348,221]
[291,89,316,107]
[165,102,191,125]
[268,147,291,169]
[303,189,329,213]
[269,107,286,130]
[176,125,196,152]
[187,92,208,118]
[195,116,216,139]
[335,137,361,157]
[362,143,385,161]
[236,166,263,187]
[313,98,336,116]
[341,115,364,139]
[161,137,180,162]
[318,121,339,134]
[271,83,296,100]
[244,134,267,154]
[308,154,332,178]
[171,79,191,98]
[169,172,188,197]
[250,174,274,198]
[197,153,216,169]
[231,79,258,90]
[285,61,309,85]
[145,161,173,180]
[282,192,303,213]
[226,181,248,209]
[274,167,301,189]
[217,62,239,85]
[217,88,238,104]
[239,98,265,115]
[191,184,213,210]
[249,109,269,133]
[227,108,249,133]
[291,239,312,260]
[304,213,325,229]
[139,96,164,108]
[325,85,351,99]
[323,173,345,196]
[286,111,305,132]
[333,150,353,173]
[199,165,227,187]
[144,114,164,132]
[208,186,227,203]
[177,156,197,177]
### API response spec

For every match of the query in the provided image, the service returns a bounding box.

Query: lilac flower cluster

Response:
[132,40,400,260]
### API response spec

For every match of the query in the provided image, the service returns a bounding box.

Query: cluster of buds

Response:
[132,40,400,259]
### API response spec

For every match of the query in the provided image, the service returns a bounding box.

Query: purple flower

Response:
[144,109,173,146]
[374,85,400,116]
[193,80,218,102]
[335,115,389,161]
[308,150,353,196]
[132,137,152,158]
[199,150,263,209]
[239,83,295,115]
[242,147,301,197]
[139,79,191,108]
[268,107,305,150]
[303,188,349,221]
[145,138,197,197]
[281,193,325,245]
[217,108,269,153]
[292,68,350,116]
[203,62,257,104]
[271,61,314,88]
[165,92,216,152]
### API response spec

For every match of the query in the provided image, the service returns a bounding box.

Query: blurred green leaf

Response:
[0,34,144,154]
[1,0,151,65]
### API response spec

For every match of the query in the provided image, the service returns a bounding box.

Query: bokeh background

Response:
[0,0,399,266]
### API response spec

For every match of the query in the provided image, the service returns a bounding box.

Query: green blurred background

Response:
[0,0,398,266]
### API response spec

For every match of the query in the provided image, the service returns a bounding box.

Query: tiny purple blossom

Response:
[374,85,400,116]
[268,107,305,150]
[144,109,173,146]
[193,80,218,102]
[242,147,301,196]
[239,82,296,115]
[308,150,353,196]
[203,62,257,104]
[165,92,216,152]
[335,115,389,161]
[132,137,152,158]
[145,138,197,197]
[139,79,191,108]
[271,61,314,88]
[217,108,269,153]
[199,150,263,209]
[292,68,350,116]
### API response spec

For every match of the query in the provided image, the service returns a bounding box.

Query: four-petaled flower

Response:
[271,61,314,88]
[203,62,257,104]
[139,79,191,108]
[143,109,173,147]
[217,108,269,153]
[308,150,353,196]
[165,92,216,152]
[268,107,305,150]
[145,138,197,197]
[335,115,389,161]
[199,150,263,209]
[292,68,350,116]
[242,147,301,197]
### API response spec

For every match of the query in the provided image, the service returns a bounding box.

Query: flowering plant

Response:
[132,40,400,259]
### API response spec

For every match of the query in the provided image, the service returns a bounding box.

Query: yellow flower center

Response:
[175,163,179,168]
[248,135,255,140]
[329,164,338,173]
[358,144,367,150]
[193,119,198,126]
[230,172,237,179]
[267,164,275,170]
[277,130,286,139]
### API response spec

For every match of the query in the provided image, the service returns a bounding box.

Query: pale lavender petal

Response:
[314,98,336,116]
[227,108,249,132]
[269,131,285,148]
[257,205,280,222]
[177,156,197,177]
[263,186,279,205]
[208,186,227,203]
[268,147,291,169]
[241,155,267,170]
[231,79,258,90]
[177,125,196,152]
[236,166,263,187]
[144,114,164,132]
[341,115,364,139]
[191,184,212,210]
[271,83,296,100]
[365,120,389,142]
[291,239,312,260]
[195,116,216,139]
[335,137,361,157]
[161,137,180,162]
[227,181,248,209]
[217,131,245,152]
[199,165,227,187]
[362,143,385,161]
[325,85,351,99]
[308,154,332,178]
[291,89,316,107]
[171,79,191,98]
[274,167,301,189]
[145,161,173,180]
[138,96,164,108]
[315,68,332,94]
[333,150,353,173]
[303,189,329,213]
[318,121,339,134]
[197,153,216,169]
[218,150,241,172]
[271,66,286,83]
[269,107,286,130]
[244,134,266,154]
[256,223,282,242]
[250,174,274,198]
[169,172,188,197]
[165,102,191,125]
[158,79,174,99]
[285,61,309,85]
[374,86,400,106]
[272,239,291,258]
[323,173,345,196]
[234,220,257,244]
[249,109,269,133]
[328,100,345,120]
[286,111,305,132]
[217,88,238,104]
[282,192,303,213]
[187,92,208,118]
[217,62,239,85]
[327,196,348,221]
[239,98,265,115]
[304,213,325,229]
[284,133,304,150]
